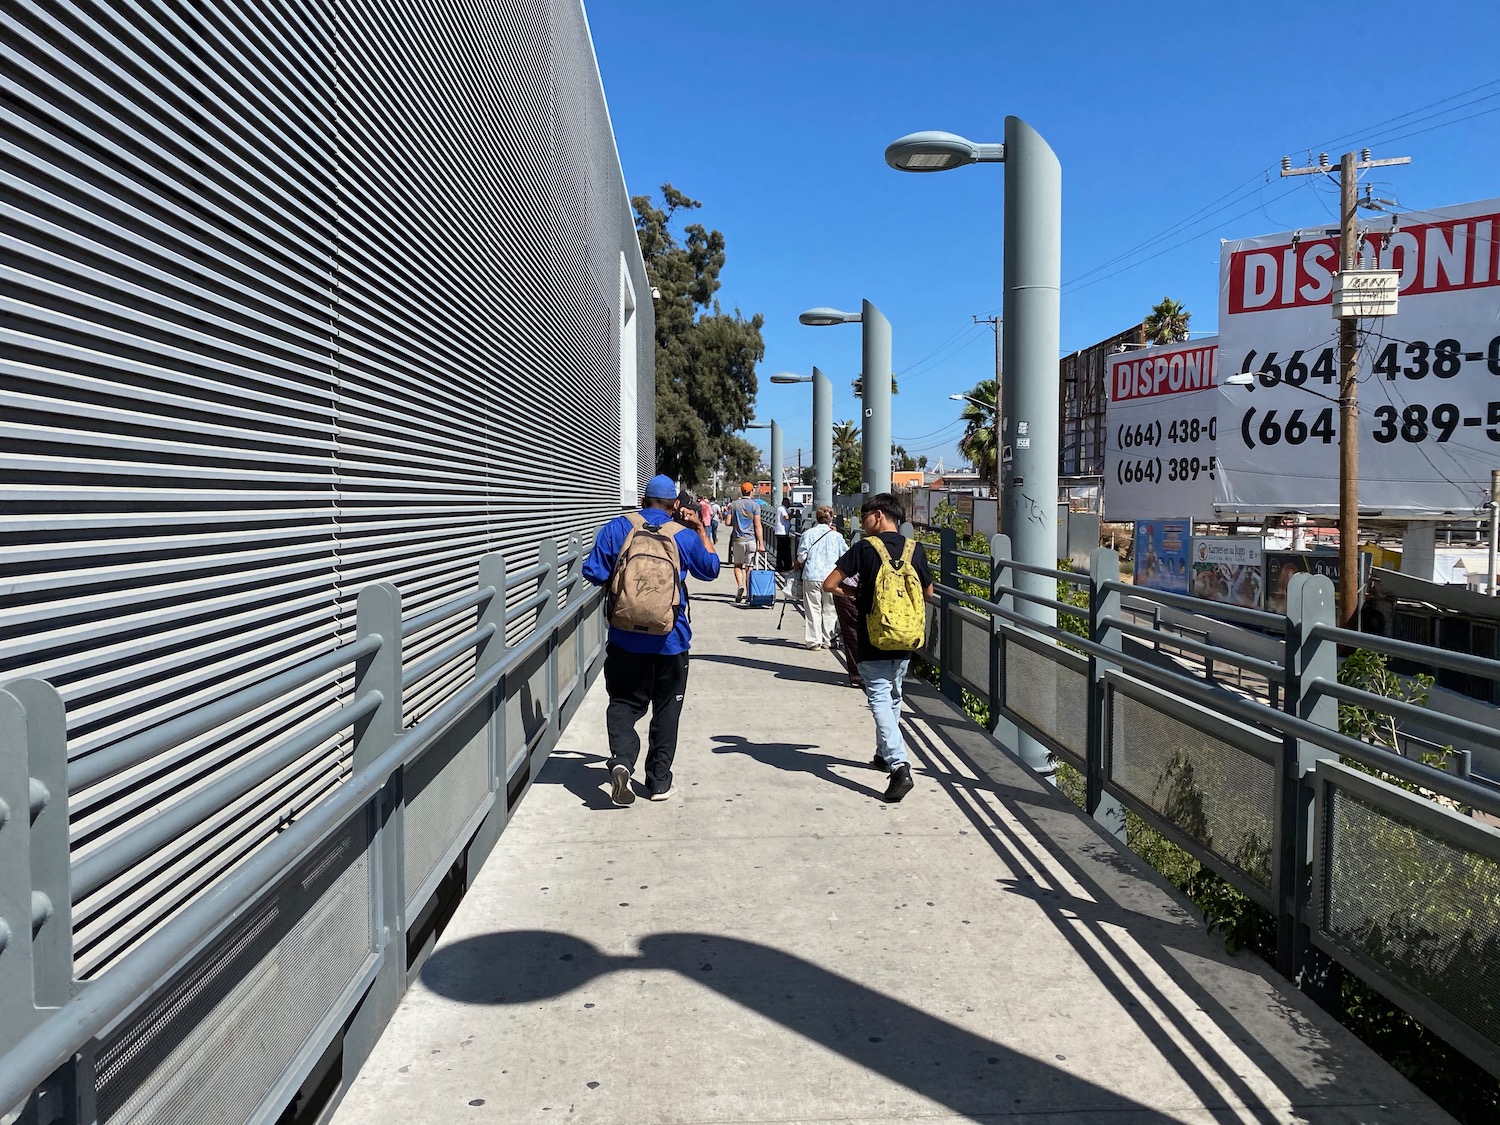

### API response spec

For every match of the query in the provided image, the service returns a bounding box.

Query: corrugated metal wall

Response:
[0,0,650,975]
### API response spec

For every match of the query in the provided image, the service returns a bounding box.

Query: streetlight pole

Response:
[746,420,782,518]
[800,302,892,501]
[769,367,834,510]
[887,117,1061,778]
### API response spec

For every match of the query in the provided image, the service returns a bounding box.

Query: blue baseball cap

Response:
[644,474,678,499]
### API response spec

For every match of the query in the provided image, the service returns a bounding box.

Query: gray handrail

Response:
[400,586,496,638]
[1104,579,1288,632]
[72,691,385,900]
[67,635,383,792]
[0,583,605,1112]
[400,622,498,690]
[1106,614,1284,682]
[1313,621,1500,681]
[1311,677,1500,754]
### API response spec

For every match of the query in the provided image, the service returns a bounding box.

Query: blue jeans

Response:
[856,657,910,767]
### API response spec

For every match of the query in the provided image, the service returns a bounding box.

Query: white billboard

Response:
[1216,198,1500,517]
[1104,339,1219,521]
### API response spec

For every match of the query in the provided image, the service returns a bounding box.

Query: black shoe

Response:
[609,764,635,806]
[883,763,913,802]
[870,754,891,773]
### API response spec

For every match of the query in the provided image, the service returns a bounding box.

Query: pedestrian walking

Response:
[822,493,932,802]
[794,505,846,649]
[727,482,765,603]
[774,493,793,572]
[582,473,720,804]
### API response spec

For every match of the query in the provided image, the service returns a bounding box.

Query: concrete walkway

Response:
[334,562,1453,1125]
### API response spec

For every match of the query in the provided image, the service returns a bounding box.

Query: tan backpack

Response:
[607,513,684,635]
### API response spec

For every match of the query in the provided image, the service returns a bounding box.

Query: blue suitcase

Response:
[747,556,776,607]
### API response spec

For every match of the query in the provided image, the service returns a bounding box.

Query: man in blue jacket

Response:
[583,474,721,804]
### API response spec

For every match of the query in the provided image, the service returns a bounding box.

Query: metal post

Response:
[770,421,784,528]
[469,552,510,868]
[537,539,561,759]
[1000,116,1061,777]
[861,300,892,499]
[938,528,961,705]
[1280,573,1339,1000]
[812,367,833,510]
[346,582,406,1070]
[1489,470,1499,595]
[1086,551,1126,840]
[988,535,1019,751]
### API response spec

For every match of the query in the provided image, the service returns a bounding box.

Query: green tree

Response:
[892,443,917,472]
[917,454,928,471]
[954,378,999,484]
[633,185,765,488]
[714,434,760,494]
[799,465,816,486]
[1143,297,1191,344]
[833,419,861,496]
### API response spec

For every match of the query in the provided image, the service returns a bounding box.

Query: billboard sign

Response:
[1190,536,1263,608]
[1216,198,1500,517]
[1105,339,1219,521]
[1133,519,1191,594]
[1262,550,1368,618]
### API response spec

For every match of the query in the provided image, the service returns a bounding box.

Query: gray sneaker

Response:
[647,785,676,802]
[609,764,635,806]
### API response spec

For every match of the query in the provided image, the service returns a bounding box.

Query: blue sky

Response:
[584,1,1500,473]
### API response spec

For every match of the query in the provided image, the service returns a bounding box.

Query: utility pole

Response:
[1280,148,1409,628]
[974,314,1002,501]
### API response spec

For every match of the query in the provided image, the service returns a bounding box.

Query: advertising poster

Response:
[1190,537,1263,608]
[1216,197,1500,517]
[1105,339,1219,521]
[1262,550,1368,616]
[1133,519,1191,593]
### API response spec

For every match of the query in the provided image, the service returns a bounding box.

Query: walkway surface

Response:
[334,561,1453,1125]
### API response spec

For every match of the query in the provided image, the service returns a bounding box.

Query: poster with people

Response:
[1133,520,1190,593]
[1262,550,1365,616]
[1190,537,1263,608]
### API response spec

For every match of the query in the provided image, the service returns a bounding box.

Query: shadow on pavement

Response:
[709,733,886,800]
[534,749,619,810]
[692,652,851,688]
[420,929,1184,1123]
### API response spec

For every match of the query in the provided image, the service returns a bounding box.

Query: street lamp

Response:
[745,420,782,520]
[799,301,892,500]
[949,391,1001,500]
[888,117,1061,779]
[770,368,833,510]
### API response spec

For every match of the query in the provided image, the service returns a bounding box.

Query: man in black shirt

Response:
[821,493,933,802]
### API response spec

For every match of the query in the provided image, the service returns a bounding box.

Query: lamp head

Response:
[1224,373,1258,387]
[769,372,812,384]
[885,131,1004,173]
[799,307,860,326]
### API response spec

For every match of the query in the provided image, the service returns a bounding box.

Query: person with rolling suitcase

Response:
[746,548,776,608]
[727,482,765,604]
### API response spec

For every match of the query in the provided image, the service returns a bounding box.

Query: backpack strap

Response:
[866,535,892,567]
[898,537,915,567]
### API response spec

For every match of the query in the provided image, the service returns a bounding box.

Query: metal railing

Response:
[920,528,1500,1081]
[0,536,606,1124]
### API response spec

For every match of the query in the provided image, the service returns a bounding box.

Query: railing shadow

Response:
[420,929,1183,1122]
[896,682,1388,1122]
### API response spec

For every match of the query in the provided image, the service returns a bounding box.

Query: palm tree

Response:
[851,373,899,398]
[954,378,999,487]
[1143,297,1191,344]
[832,419,861,496]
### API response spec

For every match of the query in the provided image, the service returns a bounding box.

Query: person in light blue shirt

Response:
[582,474,720,804]
[794,505,847,649]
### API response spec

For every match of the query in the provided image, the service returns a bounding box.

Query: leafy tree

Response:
[851,373,899,398]
[892,443,917,472]
[1143,297,1191,344]
[833,419,861,496]
[954,378,999,484]
[633,185,765,488]
[713,434,760,494]
[917,454,928,471]
[799,465,815,486]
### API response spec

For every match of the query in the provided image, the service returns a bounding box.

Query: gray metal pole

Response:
[770,420,783,519]
[1002,115,1061,775]
[813,367,833,510]
[861,299,892,499]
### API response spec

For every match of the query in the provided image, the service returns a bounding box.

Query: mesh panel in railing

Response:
[1001,636,1087,762]
[94,819,371,1125]
[1108,686,1276,893]
[1320,784,1500,1055]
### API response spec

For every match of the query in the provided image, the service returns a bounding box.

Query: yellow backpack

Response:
[865,536,926,651]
